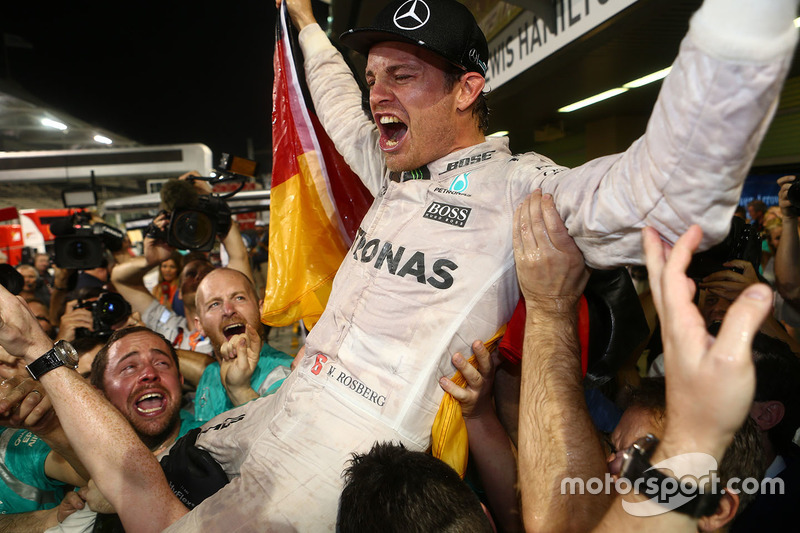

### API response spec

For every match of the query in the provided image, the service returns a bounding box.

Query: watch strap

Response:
[25,341,78,381]
[26,348,62,380]
[621,434,723,518]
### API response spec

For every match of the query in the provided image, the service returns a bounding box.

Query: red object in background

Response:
[20,209,78,242]
[498,296,591,377]
[0,206,19,222]
[0,224,24,265]
[213,180,259,230]
[0,208,79,265]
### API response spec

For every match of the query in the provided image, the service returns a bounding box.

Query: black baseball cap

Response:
[340,0,489,77]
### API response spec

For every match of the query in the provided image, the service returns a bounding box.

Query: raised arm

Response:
[220,220,255,285]
[595,226,772,531]
[110,212,171,316]
[0,287,187,533]
[514,191,610,532]
[280,0,386,195]
[532,0,798,268]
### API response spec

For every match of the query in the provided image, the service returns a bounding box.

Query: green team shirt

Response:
[0,427,66,514]
[193,344,293,423]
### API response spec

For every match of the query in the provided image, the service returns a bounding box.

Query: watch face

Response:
[620,433,658,481]
[54,340,79,367]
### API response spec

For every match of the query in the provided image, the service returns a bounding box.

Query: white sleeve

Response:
[531,2,797,268]
[298,24,387,196]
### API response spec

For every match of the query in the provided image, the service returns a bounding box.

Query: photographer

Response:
[111,172,255,383]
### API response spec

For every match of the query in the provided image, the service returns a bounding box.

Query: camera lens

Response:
[68,240,89,260]
[95,293,130,328]
[172,210,215,250]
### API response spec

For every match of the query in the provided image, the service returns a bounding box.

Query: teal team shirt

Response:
[193,343,294,424]
[0,427,66,514]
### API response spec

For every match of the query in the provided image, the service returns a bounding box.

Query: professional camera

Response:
[686,216,762,280]
[52,212,125,270]
[146,154,257,252]
[75,291,131,339]
[147,194,233,252]
[0,264,23,295]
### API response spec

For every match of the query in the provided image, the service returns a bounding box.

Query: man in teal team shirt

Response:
[0,426,72,515]
[0,326,200,530]
[191,268,293,423]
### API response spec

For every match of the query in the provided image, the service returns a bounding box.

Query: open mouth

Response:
[377,115,408,151]
[135,392,166,415]
[223,323,246,340]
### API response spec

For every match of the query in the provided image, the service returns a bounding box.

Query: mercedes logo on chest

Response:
[393,0,430,30]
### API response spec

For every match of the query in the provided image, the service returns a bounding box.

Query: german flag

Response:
[263,4,372,328]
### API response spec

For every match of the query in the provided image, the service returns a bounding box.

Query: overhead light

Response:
[558,88,628,113]
[558,65,674,113]
[488,130,509,137]
[795,17,800,28]
[623,67,672,89]
[94,134,113,145]
[41,118,67,130]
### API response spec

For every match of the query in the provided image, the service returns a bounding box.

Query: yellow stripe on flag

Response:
[262,151,350,328]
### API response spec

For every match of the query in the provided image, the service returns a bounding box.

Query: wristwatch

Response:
[25,340,79,380]
[620,433,722,518]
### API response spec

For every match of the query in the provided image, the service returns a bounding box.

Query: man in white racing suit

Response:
[169,0,798,529]
[0,0,797,531]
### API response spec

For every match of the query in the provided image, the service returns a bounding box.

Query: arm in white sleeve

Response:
[535,0,798,268]
[298,24,387,196]
[691,0,798,61]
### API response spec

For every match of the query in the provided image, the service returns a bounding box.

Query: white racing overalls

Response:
[168,1,797,530]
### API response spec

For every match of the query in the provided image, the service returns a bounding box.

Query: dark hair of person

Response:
[336,442,492,533]
[746,199,767,214]
[620,377,766,514]
[752,340,800,456]
[90,326,179,391]
[442,66,490,135]
[719,417,766,514]
[618,377,667,428]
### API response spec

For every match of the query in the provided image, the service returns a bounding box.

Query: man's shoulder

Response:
[142,300,188,338]
[198,360,222,383]
[432,138,566,178]
[258,343,293,362]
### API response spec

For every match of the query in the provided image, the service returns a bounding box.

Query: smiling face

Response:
[366,42,462,172]
[195,268,263,357]
[160,259,179,283]
[101,330,183,449]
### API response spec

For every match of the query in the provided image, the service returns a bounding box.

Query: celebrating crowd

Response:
[1,0,800,531]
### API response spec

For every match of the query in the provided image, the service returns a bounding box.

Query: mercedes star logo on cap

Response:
[393,0,430,31]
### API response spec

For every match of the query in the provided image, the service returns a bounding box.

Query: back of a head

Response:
[719,417,766,515]
[747,199,767,214]
[337,442,492,533]
[752,337,800,455]
[622,378,766,517]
